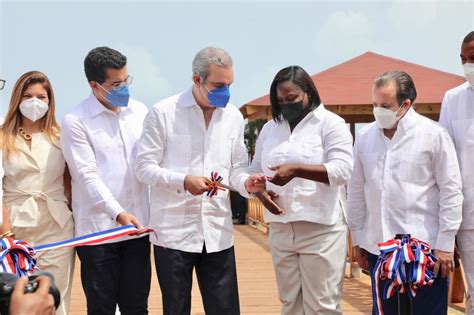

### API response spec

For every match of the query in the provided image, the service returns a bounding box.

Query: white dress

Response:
[3,133,75,315]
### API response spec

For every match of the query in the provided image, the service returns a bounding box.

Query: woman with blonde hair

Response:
[1,71,74,315]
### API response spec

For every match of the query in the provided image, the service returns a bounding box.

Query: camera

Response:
[0,271,60,314]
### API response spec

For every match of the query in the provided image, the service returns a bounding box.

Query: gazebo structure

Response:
[240,51,466,136]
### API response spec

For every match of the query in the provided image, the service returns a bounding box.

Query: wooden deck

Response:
[69,225,464,314]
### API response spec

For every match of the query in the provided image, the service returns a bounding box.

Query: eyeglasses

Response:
[102,75,133,91]
[0,79,5,90]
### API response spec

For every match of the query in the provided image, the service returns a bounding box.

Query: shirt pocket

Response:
[90,130,113,149]
[452,119,474,147]
[300,137,324,164]
[165,134,191,172]
[210,164,231,201]
[360,153,380,182]
[291,181,322,213]
[398,152,432,184]
[219,136,235,168]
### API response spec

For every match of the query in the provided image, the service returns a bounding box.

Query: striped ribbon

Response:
[207,171,226,197]
[0,225,153,277]
[372,235,437,315]
[0,238,38,276]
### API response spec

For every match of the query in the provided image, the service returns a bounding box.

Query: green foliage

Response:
[244,119,267,159]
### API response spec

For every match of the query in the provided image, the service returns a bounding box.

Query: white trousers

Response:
[269,219,348,315]
[457,230,474,315]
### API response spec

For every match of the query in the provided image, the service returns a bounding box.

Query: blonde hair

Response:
[2,71,60,159]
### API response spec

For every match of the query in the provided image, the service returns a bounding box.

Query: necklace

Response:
[18,127,43,141]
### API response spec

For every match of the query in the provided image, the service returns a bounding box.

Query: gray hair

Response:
[192,47,233,82]
[374,70,417,105]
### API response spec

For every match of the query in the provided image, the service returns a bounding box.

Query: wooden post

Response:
[350,122,356,141]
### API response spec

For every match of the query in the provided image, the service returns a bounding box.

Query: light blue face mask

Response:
[98,84,130,107]
[203,85,230,108]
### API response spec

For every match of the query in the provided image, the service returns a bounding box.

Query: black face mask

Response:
[280,100,305,124]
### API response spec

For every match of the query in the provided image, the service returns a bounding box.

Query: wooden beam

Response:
[244,103,441,122]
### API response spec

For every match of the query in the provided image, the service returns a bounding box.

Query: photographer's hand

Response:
[10,276,55,315]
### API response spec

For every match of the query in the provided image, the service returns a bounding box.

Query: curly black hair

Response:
[84,46,127,84]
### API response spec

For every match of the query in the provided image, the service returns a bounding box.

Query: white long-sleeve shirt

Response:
[347,108,463,255]
[134,88,250,253]
[60,93,150,239]
[440,82,474,230]
[249,104,353,224]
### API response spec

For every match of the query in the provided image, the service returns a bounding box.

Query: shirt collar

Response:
[397,106,417,131]
[312,103,327,120]
[86,92,131,117]
[282,103,325,131]
[178,87,199,108]
[300,103,326,125]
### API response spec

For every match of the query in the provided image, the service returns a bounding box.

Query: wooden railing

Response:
[247,197,269,233]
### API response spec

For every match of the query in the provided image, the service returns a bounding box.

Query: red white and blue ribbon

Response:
[0,225,153,277]
[0,238,38,277]
[207,171,226,197]
[372,235,437,315]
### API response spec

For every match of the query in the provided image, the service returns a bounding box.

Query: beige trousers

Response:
[269,219,347,315]
[14,215,75,315]
[457,230,474,315]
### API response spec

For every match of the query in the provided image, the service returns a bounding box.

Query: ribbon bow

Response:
[207,171,226,197]
[0,237,38,276]
[373,235,437,315]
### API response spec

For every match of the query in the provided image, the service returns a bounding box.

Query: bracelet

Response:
[0,230,15,239]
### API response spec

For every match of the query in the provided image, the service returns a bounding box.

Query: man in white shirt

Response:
[347,70,463,314]
[61,47,151,314]
[134,47,265,315]
[439,31,474,315]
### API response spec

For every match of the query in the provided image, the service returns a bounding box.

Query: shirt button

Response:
[177,189,181,194]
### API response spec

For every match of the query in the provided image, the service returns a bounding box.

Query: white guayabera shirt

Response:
[249,104,354,225]
[347,107,463,255]
[440,82,474,231]
[134,88,250,253]
[61,94,150,240]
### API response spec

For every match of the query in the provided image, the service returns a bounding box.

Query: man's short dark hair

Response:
[374,70,417,106]
[463,31,474,45]
[84,47,127,84]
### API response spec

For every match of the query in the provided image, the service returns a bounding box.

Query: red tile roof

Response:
[244,51,465,107]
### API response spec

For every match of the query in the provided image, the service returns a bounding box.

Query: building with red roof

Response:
[240,51,465,135]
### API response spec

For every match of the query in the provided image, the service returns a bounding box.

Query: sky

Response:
[0,0,473,120]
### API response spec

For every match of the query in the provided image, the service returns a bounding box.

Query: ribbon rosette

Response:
[372,235,437,315]
[0,237,38,276]
[207,171,226,197]
[0,225,153,277]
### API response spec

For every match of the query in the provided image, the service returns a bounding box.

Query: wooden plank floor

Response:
[69,225,464,314]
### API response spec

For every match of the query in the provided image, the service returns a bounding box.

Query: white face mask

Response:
[373,104,403,129]
[463,63,474,88]
[19,97,49,122]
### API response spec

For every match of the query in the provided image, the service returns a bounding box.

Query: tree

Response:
[244,119,267,160]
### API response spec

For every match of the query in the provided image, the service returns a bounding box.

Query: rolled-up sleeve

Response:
[61,114,124,220]
[134,107,186,191]
[322,119,354,187]
[432,129,463,252]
